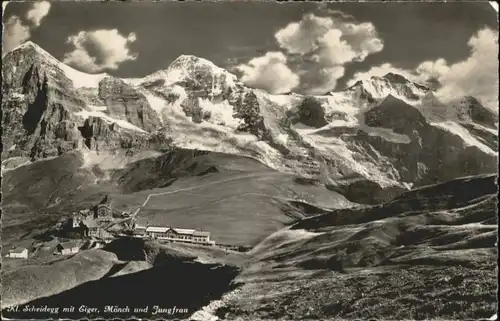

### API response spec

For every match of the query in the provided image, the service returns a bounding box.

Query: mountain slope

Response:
[1,148,354,248]
[3,174,496,320]
[217,174,498,320]
[2,41,498,204]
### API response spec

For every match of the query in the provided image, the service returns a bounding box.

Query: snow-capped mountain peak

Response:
[169,54,221,70]
[129,54,240,96]
[8,40,61,65]
[381,72,413,84]
[337,72,431,106]
[454,96,499,127]
[11,40,39,52]
[5,40,109,89]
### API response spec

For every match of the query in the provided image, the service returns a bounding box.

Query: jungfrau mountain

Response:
[2,41,498,204]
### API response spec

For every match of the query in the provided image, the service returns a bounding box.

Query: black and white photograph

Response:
[1,1,498,320]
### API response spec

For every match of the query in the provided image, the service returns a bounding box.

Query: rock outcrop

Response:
[456,96,498,128]
[364,94,428,133]
[2,58,85,160]
[98,77,162,132]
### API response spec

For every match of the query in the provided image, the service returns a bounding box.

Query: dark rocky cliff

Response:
[2,60,84,160]
[98,77,162,132]
[2,44,167,160]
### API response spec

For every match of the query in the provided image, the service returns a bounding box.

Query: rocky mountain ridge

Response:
[2,41,498,203]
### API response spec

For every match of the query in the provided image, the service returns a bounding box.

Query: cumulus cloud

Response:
[236,12,384,94]
[275,14,334,55]
[275,13,383,64]
[435,28,498,108]
[26,1,51,27]
[414,59,450,81]
[236,52,299,94]
[2,16,31,54]
[2,1,52,55]
[347,28,498,109]
[63,29,138,73]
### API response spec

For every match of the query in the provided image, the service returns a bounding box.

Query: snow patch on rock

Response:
[198,98,243,129]
[298,130,400,188]
[58,63,108,89]
[75,110,148,133]
[88,105,107,111]
[431,121,496,155]
[10,91,26,100]
[463,121,499,135]
[142,91,168,114]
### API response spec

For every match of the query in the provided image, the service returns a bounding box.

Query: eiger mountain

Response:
[2,41,497,204]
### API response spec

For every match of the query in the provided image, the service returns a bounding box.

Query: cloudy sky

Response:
[2,1,498,107]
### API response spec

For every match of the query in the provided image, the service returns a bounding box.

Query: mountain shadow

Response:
[2,259,240,320]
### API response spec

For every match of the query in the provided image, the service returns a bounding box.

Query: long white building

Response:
[142,226,215,245]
